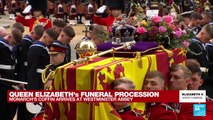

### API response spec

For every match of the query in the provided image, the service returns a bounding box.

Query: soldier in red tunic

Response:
[177,99,213,120]
[7,0,18,20]
[112,78,145,120]
[0,0,5,15]
[53,0,64,20]
[93,0,125,31]
[143,71,178,120]
[84,0,98,25]
[54,0,69,22]
[68,0,78,25]
[16,0,52,32]
[176,59,213,120]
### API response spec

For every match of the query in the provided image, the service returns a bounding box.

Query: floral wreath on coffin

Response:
[126,13,194,50]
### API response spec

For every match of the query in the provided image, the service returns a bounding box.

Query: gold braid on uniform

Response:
[33,17,49,27]
[42,65,56,84]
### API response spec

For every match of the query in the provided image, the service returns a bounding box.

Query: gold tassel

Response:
[156,45,174,58]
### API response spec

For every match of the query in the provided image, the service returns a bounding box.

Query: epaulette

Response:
[160,103,175,112]
[42,64,55,84]
[45,64,53,68]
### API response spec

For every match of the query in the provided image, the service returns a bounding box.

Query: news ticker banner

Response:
[7,90,206,103]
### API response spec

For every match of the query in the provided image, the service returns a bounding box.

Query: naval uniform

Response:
[15,35,35,120]
[0,38,18,120]
[27,41,50,90]
[16,35,34,82]
[206,42,213,79]
[204,42,213,98]
[186,38,213,95]
[187,38,208,69]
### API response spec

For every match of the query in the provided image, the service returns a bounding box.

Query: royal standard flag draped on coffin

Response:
[44,49,185,120]
[44,55,157,120]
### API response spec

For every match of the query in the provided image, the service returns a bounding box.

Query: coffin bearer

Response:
[16,0,52,32]
[111,78,145,120]
[143,71,178,120]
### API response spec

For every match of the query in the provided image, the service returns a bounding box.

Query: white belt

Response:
[36,69,43,74]
[24,62,28,66]
[0,64,15,70]
[200,67,208,73]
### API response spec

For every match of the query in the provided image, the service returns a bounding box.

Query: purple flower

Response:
[131,17,135,21]
[152,16,162,23]
[158,26,167,33]
[136,22,141,27]
[137,27,147,34]
[163,15,173,24]
[182,41,189,48]
[173,30,182,38]
[182,30,187,35]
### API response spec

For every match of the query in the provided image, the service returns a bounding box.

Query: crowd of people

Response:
[0,0,213,120]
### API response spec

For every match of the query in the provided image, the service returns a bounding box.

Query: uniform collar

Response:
[0,38,9,44]
[23,35,33,43]
[192,37,202,44]
[0,38,13,51]
[56,61,67,68]
[116,105,131,114]
[205,42,213,47]
[34,40,46,47]
[51,61,66,70]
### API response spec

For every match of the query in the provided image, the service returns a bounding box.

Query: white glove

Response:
[96,5,106,14]
[23,5,32,14]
